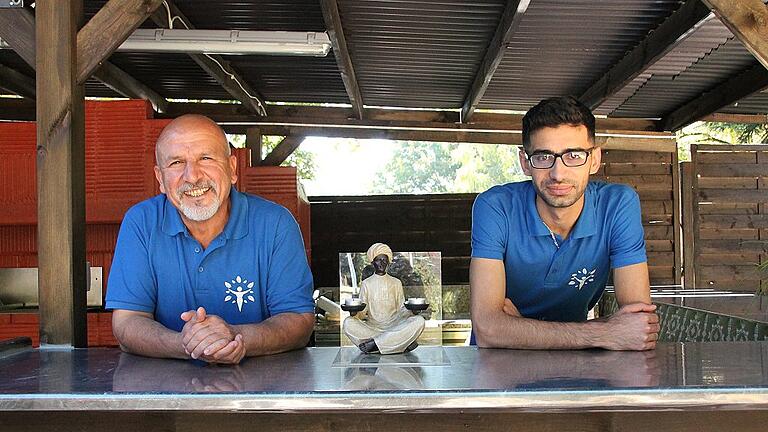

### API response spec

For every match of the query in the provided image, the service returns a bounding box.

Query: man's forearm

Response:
[235,312,314,356]
[113,314,187,359]
[474,312,608,350]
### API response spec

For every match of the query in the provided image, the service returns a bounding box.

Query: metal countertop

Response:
[1,343,767,412]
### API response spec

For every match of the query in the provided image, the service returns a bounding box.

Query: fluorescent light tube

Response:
[118,29,332,56]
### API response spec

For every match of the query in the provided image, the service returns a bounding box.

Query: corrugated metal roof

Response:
[596,15,733,116]
[718,90,768,115]
[339,0,506,108]
[1,0,766,121]
[229,55,349,104]
[173,0,326,32]
[108,53,233,101]
[480,0,685,112]
[611,38,758,117]
[0,50,121,99]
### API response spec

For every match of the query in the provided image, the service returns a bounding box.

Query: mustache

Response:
[543,180,577,187]
[177,180,216,196]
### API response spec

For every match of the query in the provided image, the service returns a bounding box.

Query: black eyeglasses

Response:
[526,148,595,169]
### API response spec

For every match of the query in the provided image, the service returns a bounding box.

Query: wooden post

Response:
[36,0,88,347]
[681,148,699,289]
[672,150,683,285]
[680,161,695,289]
[246,127,263,166]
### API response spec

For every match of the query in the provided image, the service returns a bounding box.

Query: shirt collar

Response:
[524,181,597,239]
[161,186,249,240]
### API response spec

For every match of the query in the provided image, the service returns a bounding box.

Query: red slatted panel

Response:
[0,312,117,347]
[86,100,157,222]
[238,165,312,261]
[0,122,36,225]
[143,118,172,196]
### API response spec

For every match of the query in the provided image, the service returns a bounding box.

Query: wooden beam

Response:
[94,62,168,113]
[320,0,364,120]
[249,124,521,145]
[661,64,768,131]
[245,122,673,148]
[0,99,665,132]
[246,127,263,165]
[36,0,87,347]
[703,0,768,70]
[159,102,663,131]
[460,0,526,122]
[0,62,35,98]
[149,1,267,115]
[0,7,36,66]
[0,98,35,120]
[76,0,164,85]
[262,135,306,166]
[701,112,768,124]
[580,0,713,109]
[0,6,167,113]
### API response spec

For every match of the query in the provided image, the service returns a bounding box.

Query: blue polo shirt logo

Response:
[224,275,256,312]
[569,268,597,290]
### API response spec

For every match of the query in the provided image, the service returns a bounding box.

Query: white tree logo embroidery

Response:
[569,268,596,290]
[224,275,255,312]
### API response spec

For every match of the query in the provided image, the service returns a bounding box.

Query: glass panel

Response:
[339,251,443,348]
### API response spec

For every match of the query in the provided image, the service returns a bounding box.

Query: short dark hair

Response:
[521,96,595,153]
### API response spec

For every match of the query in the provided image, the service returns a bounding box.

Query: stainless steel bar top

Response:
[1,343,767,412]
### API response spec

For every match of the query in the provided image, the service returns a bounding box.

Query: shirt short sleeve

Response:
[105,206,157,313]
[471,190,508,260]
[264,208,315,316]
[609,187,648,269]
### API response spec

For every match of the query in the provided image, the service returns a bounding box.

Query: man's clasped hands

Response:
[179,307,246,364]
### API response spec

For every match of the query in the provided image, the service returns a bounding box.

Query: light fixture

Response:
[118,29,332,57]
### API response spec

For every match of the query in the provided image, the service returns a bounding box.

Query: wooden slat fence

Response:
[310,194,475,287]
[594,149,682,285]
[686,144,768,292]
[310,146,682,288]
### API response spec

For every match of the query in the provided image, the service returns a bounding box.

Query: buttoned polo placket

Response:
[524,186,598,289]
[161,188,250,303]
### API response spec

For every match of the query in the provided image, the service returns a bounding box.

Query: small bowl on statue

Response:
[404,297,429,311]
[341,297,366,313]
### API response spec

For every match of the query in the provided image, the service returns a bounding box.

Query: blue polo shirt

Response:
[471,180,646,322]
[106,188,314,332]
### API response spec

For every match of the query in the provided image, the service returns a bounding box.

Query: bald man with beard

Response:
[106,115,314,364]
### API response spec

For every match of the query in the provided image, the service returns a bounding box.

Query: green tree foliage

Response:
[452,144,526,192]
[228,134,316,180]
[372,141,460,194]
[372,141,526,194]
[678,121,768,161]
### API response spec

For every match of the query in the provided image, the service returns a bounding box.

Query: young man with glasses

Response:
[470,96,659,351]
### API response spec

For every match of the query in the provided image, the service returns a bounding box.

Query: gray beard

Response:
[177,182,221,221]
[179,195,221,221]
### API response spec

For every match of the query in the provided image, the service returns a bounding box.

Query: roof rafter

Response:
[76,0,164,85]
[149,0,267,116]
[579,0,713,109]
[0,62,35,98]
[703,0,768,69]
[0,6,168,113]
[0,7,35,66]
[262,135,306,166]
[320,0,364,120]
[460,0,527,122]
[661,64,768,131]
